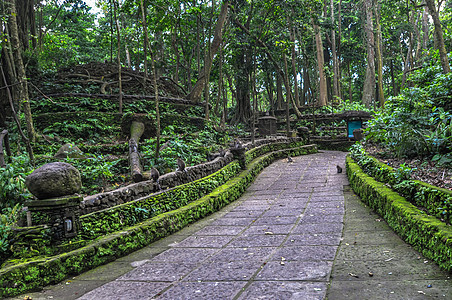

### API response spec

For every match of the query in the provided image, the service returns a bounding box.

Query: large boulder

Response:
[25,162,82,199]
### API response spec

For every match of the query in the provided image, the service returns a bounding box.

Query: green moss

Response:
[0,143,316,298]
[346,156,452,272]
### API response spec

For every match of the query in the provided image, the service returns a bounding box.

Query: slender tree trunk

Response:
[361,0,375,108]
[284,54,292,136]
[140,0,148,80]
[276,73,283,110]
[337,0,342,100]
[113,0,123,113]
[425,0,451,73]
[7,0,36,142]
[422,7,429,50]
[313,19,327,106]
[331,0,339,101]
[140,0,160,160]
[375,2,384,107]
[188,0,229,102]
[290,21,300,107]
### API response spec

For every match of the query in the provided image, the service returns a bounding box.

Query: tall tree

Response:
[361,0,375,108]
[6,0,36,142]
[313,18,327,106]
[188,0,229,103]
[375,1,384,107]
[425,0,451,74]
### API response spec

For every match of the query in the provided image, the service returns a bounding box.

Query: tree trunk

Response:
[425,0,451,74]
[7,0,36,142]
[188,0,229,102]
[113,0,123,113]
[313,19,327,106]
[375,2,385,107]
[276,73,283,110]
[129,121,145,182]
[284,54,291,136]
[140,0,148,80]
[290,23,300,107]
[361,0,375,108]
[331,0,339,102]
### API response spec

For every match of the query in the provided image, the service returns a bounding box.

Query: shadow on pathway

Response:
[10,151,451,300]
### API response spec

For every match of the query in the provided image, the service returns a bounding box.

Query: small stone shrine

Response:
[25,162,82,240]
[258,115,277,136]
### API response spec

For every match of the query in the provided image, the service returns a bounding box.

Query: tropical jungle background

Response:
[0,0,451,257]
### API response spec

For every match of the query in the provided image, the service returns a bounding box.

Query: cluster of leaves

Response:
[365,59,452,161]
[141,124,232,174]
[0,155,33,260]
[0,155,33,210]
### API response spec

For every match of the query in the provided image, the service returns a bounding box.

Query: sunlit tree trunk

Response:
[425,0,451,74]
[313,19,327,106]
[331,0,339,102]
[375,2,384,107]
[113,0,123,113]
[361,0,375,108]
[7,0,36,142]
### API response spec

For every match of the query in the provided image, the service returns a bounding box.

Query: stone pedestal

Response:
[27,194,82,239]
[258,116,277,136]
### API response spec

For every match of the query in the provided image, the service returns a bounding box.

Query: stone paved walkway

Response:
[11,151,451,300]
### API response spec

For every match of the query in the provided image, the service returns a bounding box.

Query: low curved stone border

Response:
[0,144,316,298]
[349,151,452,224]
[346,156,452,272]
[81,137,298,215]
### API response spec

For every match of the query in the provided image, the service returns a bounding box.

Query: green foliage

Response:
[0,204,21,256]
[0,155,33,210]
[66,156,123,194]
[349,145,452,224]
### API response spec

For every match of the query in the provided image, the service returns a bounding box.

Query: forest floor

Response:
[365,144,452,190]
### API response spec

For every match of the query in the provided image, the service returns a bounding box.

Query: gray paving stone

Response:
[272,246,338,261]
[256,261,332,281]
[76,281,168,300]
[208,247,276,262]
[304,206,345,215]
[330,259,451,281]
[237,281,328,300]
[243,224,293,235]
[208,217,257,226]
[150,248,218,263]
[293,223,344,234]
[171,235,234,248]
[252,215,299,226]
[227,234,287,248]
[285,233,342,246]
[194,225,245,236]
[157,281,246,300]
[327,279,452,300]
[183,260,262,281]
[118,262,195,281]
[299,213,344,224]
[262,208,304,217]
[335,244,422,261]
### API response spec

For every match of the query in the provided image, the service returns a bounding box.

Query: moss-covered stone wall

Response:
[346,156,452,272]
[0,142,316,298]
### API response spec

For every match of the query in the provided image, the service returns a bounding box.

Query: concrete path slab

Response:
[9,151,451,300]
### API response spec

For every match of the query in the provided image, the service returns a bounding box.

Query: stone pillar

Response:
[25,162,82,240]
[27,195,82,239]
